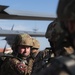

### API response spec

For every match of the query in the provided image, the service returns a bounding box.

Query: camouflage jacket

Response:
[0,57,34,75]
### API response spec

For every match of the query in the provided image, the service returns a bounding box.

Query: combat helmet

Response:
[45,19,67,41]
[12,33,33,50]
[32,38,40,49]
[45,19,68,49]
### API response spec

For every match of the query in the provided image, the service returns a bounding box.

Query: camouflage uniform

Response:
[0,33,34,75]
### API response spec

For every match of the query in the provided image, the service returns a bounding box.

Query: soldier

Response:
[0,33,33,75]
[39,0,75,75]
[31,38,53,75]
[30,38,40,75]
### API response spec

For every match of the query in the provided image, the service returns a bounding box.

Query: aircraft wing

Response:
[0,5,56,21]
[0,29,45,37]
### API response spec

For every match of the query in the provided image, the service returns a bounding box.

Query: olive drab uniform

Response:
[0,33,33,75]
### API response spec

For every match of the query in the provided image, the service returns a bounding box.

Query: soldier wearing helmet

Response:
[38,1,75,75]
[31,38,46,74]
[39,19,75,75]
[0,33,34,75]
[12,33,33,57]
[31,38,53,75]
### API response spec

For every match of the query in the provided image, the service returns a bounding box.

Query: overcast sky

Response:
[0,0,58,50]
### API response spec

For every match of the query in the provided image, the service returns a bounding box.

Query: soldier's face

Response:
[18,45,31,57]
